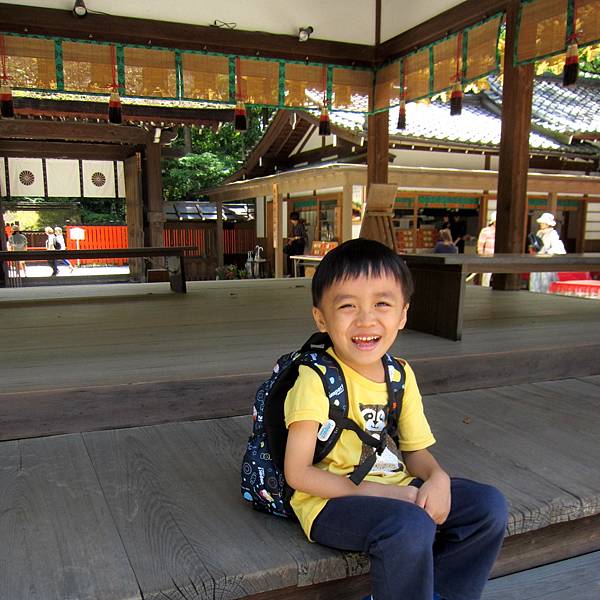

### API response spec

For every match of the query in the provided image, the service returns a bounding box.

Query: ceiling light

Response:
[73,0,87,17]
[298,26,313,42]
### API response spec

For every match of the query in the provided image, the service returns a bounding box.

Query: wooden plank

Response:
[494,0,534,290]
[426,382,600,535]
[0,119,150,144]
[82,418,350,600]
[0,435,141,600]
[483,551,600,599]
[367,111,389,188]
[493,513,600,578]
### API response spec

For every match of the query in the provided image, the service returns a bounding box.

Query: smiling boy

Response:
[283,238,507,600]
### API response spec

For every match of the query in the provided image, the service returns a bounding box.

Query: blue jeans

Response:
[310,478,508,600]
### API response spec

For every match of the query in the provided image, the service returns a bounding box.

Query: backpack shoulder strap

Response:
[297,349,349,463]
[382,354,407,443]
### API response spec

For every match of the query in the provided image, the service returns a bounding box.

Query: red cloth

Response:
[549,280,600,298]
[556,272,591,282]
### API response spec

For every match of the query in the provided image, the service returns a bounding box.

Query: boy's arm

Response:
[403,449,451,524]
[285,420,417,502]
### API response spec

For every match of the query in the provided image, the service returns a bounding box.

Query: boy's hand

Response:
[415,472,451,524]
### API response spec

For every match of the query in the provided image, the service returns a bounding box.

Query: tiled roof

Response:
[486,75,600,136]
[325,75,600,154]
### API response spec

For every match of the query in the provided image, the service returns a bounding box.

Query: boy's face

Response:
[312,273,408,381]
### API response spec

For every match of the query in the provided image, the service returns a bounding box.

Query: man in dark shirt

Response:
[450,214,467,254]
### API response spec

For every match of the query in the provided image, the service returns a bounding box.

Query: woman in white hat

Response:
[529,212,566,293]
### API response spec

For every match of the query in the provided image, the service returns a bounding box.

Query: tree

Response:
[162,107,272,201]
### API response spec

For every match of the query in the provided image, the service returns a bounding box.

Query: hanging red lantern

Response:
[318,107,331,136]
[319,65,331,137]
[563,1,580,87]
[108,45,122,124]
[450,33,464,116]
[0,35,14,119]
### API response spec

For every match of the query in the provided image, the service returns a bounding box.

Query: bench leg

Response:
[167,256,187,293]
[405,265,464,341]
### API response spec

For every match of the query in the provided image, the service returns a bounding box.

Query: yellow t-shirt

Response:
[284,349,436,540]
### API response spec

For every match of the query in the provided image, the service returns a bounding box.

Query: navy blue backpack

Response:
[240,332,407,517]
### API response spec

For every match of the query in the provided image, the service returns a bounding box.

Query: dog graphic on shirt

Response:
[358,403,405,474]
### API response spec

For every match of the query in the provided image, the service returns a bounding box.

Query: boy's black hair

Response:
[312,238,414,307]
[290,211,300,220]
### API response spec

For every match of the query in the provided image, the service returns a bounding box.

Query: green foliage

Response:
[162,106,273,202]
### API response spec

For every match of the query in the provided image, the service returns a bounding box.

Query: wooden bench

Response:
[402,253,600,340]
[2,375,600,599]
[0,246,195,293]
[290,241,338,277]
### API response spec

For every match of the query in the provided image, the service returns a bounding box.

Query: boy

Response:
[284,238,507,600]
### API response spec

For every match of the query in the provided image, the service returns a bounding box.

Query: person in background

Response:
[54,227,74,273]
[477,211,496,287]
[8,224,28,276]
[450,213,467,254]
[438,213,451,231]
[433,228,458,254]
[529,212,566,294]
[284,211,308,276]
[45,226,59,276]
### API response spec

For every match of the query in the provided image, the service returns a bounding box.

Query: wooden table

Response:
[0,246,195,293]
[290,254,323,277]
[401,253,600,341]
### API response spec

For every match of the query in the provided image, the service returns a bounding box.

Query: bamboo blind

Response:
[517,0,568,63]
[124,47,177,97]
[284,63,325,107]
[405,48,430,102]
[181,53,229,101]
[2,36,56,89]
[575,0,600,45]
[238,59,279,105]
[466,15,502,80]
[62,41,113,93]
[332,67,371,111]
[433,36,460,94]
[374,62,399,111]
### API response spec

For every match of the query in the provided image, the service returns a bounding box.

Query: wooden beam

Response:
[0,140,134,161]
[0,119,150,144]
[492,0,534,291]
[367,111,390,188]
[576,195,588,253]
[13,97,233,126]
[377,0,508,62]
[0,4,374,67]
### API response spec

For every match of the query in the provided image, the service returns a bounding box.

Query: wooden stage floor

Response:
[1,279,599,440]
[1,279,599,598]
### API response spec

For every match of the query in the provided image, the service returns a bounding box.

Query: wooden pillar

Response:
[144,142,165,250]
[124,153,144,281]
[367,111,389,189]
[216,198,224,267]
[341,181,353,242]
[576,195,588,253]
[273,183,284,278]
[492,0,534,290]
[547,191,558,216]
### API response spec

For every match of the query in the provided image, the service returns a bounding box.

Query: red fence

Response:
[55,223,258,265]
[66,225,128,265]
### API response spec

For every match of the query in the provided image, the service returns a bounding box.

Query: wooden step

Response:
[483,551,600,600]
